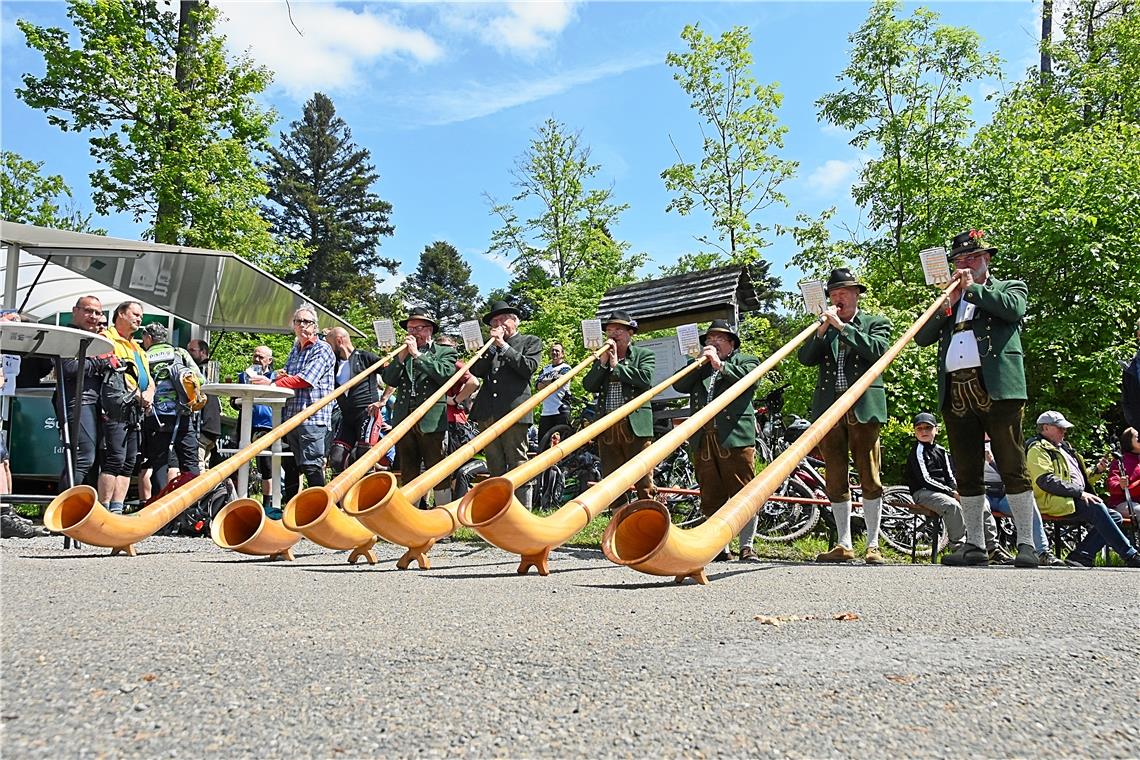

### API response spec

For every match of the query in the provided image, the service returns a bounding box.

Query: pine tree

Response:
[401,241,480,332]
[265,92,397,313]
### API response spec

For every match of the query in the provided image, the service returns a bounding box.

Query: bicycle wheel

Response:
[878,486,947,556]
[538,424,577,454]
[755,478,820,542]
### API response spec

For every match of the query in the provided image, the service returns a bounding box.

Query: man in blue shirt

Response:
[238,345,277,507]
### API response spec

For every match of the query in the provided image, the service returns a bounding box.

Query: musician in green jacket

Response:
[381,307,458,493]
[798,268,892,565]
[915,229,1038,568]
[673,320,761,562]
[583,310,656,509]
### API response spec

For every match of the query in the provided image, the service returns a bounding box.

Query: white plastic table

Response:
[203,383,293,505]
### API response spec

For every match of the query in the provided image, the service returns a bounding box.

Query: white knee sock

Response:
[863,497,882,548]
[1006,490,1037,549]
[961,495,987,550]
[832,501,852,549]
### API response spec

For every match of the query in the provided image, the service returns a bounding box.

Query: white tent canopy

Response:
[1,220,362,335]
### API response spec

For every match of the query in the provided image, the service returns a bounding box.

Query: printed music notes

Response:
[920,247,953,284]
[581,319,604,350]
[458,320,484,351]
[373,319,397,348]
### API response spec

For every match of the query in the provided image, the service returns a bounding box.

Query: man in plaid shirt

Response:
[249,306,335,515]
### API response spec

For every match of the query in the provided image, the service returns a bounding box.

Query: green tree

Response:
[661,23,796,304]
[401,241,480,332]
[0,151,101,232]
[954,1,1140,441]
[16,1,297,274]
[486,118,633,289]
[264,92,397,314]
[815,0,999,293]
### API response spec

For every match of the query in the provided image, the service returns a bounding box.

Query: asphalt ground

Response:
[1,534,1138,759]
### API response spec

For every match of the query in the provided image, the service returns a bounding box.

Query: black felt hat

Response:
[949,229,998,259]
[825,267,867,294]
[700,319,740,349]
[482,300,521,326]
[601,310,638,333]
[399,307,439,333]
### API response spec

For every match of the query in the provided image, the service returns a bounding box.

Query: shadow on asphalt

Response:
[414,563,612,580]
[20,550,190,559]
[575,563,777,589]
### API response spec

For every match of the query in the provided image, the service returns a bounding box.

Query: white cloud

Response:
[440,1,578,57]
[806,158,861,195]
[216,2,442,99]
[479,250,514,274]
[377,271,408,295]
[820,122,850,138]
[414,55,658,126]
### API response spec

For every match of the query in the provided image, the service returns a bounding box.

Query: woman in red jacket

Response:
[1107,427,1140,519]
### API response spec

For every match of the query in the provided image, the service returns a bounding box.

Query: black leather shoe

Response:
[941,544,988,566]
[714,549,734,562]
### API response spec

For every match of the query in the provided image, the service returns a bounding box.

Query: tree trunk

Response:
[1040,0,1053,75]
[155,1,199,244]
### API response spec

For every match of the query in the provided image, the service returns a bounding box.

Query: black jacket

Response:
[906,440,956,496]
[469,333,542,424]
[337,349,384,418]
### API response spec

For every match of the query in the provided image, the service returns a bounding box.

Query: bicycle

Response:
[653,445,703,527]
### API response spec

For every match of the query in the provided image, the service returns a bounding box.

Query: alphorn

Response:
[456,323,818,576]
[278,339,496,563]
[342,341,614,570]
[603,282,958,584]
[47,343,405,557]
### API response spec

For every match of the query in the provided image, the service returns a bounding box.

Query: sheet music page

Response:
[458,320,484,351]
[920,247,952,284]
[798,279,827,315]
[581,319,604,350]
[373,319,397,348]
[676,323,702,357]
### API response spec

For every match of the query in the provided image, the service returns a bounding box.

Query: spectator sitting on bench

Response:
[906,413,969,554]
[1027,411,1140,568]
[1107,427,1140,523]
[984,436,1058,565]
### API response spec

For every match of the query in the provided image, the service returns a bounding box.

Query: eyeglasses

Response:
[293,319,316,326]
[407,325,433,333]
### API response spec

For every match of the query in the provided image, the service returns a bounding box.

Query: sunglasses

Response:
[293,319,316,326]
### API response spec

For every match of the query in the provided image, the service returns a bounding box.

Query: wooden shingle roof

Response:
[596,266,762,332]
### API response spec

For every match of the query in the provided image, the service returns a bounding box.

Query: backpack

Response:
[100,361,141,423]
[147,343,208,415]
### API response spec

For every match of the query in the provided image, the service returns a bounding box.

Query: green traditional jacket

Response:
[797,310,891,424]
[672,349,760,450]
[914,276,1028,407]
[583,343,655,439]
[380,341,459,434]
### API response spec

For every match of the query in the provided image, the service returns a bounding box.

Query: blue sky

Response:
[1,1,1043,303]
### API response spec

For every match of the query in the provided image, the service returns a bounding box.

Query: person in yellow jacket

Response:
[98,301,155,515]
[1026,410,1139,568]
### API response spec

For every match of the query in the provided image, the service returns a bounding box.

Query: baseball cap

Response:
[912,412,937,426]
[1036,410,1073,428]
